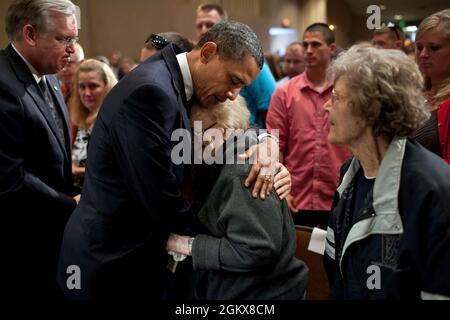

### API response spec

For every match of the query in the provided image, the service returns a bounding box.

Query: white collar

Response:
[11,43,43,84]
[175,52,193,102]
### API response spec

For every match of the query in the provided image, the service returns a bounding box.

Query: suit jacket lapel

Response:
[6,45,70,162]
[161,44,191,131]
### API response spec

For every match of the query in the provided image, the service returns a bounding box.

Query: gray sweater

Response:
[191,131,308,300]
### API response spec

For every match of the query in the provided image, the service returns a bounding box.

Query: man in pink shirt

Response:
[266,23,350,229]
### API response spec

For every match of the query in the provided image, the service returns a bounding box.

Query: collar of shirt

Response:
[298,72,333,94]
[176,52,193,102]
[11,43,42,84]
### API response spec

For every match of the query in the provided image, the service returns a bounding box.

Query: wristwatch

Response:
[187,237,195,256]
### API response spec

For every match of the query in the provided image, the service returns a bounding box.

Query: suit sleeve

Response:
[0,87,76,213]
[108,83,194,235]
[192,173,284,272]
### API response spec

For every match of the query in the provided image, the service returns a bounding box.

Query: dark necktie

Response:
[39,77,66,145]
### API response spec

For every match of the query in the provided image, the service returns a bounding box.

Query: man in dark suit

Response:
[57,21,281,300]
[0,0,79,298]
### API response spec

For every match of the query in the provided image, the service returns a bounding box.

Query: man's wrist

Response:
[187,237,195,256]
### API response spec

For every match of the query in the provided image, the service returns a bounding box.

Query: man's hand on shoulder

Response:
[239,136,279,199]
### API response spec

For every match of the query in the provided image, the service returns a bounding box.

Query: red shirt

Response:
[438,99,450,165]
[267,73,350,212]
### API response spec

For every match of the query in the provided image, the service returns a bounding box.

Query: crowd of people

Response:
[0,0,449,301]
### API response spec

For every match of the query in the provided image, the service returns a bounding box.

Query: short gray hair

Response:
[329,45,429,137]
[197,20,264,70]
[6,0,76,41]
[212,95,250,131]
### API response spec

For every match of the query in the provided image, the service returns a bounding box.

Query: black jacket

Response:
[324,137,450,299]
[0,45,76,298]
[191,131,309,299]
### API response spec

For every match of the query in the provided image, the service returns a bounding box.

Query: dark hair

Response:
[144,34,169,50]
[196,20,264,70]
[197,3,227,21]
[144,32,193,53]
[287,41,303,48]
[304,22,335,44]
[373,24,404,41]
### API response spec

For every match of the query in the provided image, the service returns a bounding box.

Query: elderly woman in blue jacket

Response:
[323,45,450,300]
[166,96,309,300]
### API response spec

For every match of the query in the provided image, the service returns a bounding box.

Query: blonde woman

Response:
[413,9,450,164]
[70,59,117,188]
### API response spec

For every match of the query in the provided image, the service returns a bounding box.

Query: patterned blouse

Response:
[72,126,93,188]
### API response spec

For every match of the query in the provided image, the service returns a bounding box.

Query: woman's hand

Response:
[285,194,297,212]
[274,162,291,200]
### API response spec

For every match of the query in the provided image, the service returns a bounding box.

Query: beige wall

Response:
[0,0,12,48]
[1,0,303,60]
[298,0,327,37]
[327,0,372,48]
[0,0,375,60]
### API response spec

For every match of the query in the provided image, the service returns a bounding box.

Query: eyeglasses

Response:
[145,34,170,50]
[56,35,79,46]
[331,88,347,104]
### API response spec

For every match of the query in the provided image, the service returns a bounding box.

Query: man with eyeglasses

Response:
[372,24,404,50]
[0,0,79,299]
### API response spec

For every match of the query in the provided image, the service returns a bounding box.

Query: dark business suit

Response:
[0,45,76,298]
[57,44,197,299]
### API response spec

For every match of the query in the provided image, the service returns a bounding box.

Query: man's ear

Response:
[395,40,403,50]
[329,43,337,55]
[200,42,218,64]
[22,24,38,47]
